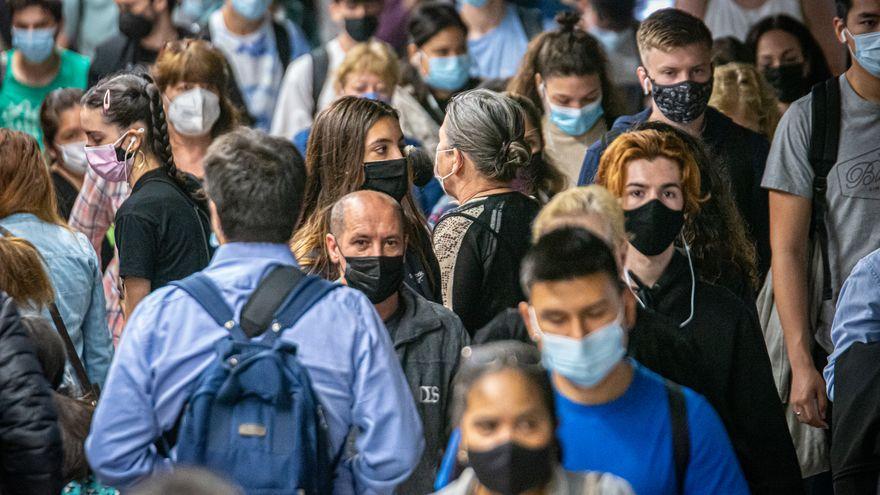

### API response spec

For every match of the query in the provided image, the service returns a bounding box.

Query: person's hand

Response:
[789,365,829,428]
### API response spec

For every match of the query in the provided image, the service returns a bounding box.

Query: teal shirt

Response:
[0,49,90,145]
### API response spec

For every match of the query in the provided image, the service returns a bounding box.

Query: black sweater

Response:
[631,251,803,495]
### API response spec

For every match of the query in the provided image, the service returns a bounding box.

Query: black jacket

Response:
[0,294,64,494]
[473,306,710,398]
[631,251,803,494]
[386,286,470,495]
[88,28,194,87]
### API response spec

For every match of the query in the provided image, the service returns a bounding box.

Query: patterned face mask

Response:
[648,76,714,124]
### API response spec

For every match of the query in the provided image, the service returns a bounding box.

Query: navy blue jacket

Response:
[577,107,771,274]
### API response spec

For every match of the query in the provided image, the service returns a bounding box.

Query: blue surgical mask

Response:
[231,0,270,21]
[12,27,56,63]
[180,0,222,23]
[460,0,489,7]
[530,307,626,388]
[423,54,470,92]
[844,28,880,78]
[360,91,388,103]
[548,97,604,137]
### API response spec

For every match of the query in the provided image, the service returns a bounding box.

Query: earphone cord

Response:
[679,235,696,328]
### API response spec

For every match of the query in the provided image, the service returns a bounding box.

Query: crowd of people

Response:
[0,0,879,493]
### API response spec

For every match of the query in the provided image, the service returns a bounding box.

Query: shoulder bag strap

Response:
[807,78,841,301]
[272,20,292,68]
[665,379,690,495]
[0,224,98,398]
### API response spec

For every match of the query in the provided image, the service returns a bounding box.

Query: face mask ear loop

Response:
[679,233,696,328]
[623,270,647,309]
[527,306,545,340]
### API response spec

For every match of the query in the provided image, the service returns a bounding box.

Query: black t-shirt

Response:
[433,191,540,335]
[51,170,79,221]
[115,168,212,291]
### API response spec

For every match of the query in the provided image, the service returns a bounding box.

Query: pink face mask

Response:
[84,129,143,183]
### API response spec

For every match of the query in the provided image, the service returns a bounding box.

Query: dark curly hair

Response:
[632,121,759,295]
[81,71,199,202]
[507,12,621,127]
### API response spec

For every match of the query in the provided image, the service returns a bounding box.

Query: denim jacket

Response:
[0,213,113,387]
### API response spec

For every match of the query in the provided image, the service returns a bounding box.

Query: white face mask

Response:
[167,87,221,137]
[59,141,89,175]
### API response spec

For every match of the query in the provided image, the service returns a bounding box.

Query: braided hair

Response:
[81,71,199,202]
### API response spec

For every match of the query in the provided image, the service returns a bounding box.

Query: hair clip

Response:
[103,90,111,114]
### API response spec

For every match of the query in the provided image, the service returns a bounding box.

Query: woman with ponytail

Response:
[508,12,621,188]
[81,72,213,316]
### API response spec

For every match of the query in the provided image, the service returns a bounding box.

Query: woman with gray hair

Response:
[432,341,634,494]
[432,89,541,336]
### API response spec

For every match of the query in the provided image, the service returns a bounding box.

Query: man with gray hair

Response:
[325,190,470,494]
[86,128,424,493]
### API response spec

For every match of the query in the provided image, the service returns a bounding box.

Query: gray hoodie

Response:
[432,466,635,495]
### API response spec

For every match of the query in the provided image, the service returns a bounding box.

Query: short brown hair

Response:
[152,39,239,137]
[596,129,705,219]
[636,8,712,56]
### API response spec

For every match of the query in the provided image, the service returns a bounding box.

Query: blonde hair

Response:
[0,236,54,310]
[709,62,781,140]
[532,186,626,249]
[596,129,704,219]
[335,41,400,92]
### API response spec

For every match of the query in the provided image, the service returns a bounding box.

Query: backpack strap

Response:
[272,20,292,68]
[516,6,543,41]
[665,379,690,495]
[272,275,341,334]
[239,265,305,337]
[310,46,329,117]
[171,273,247,342]
[807,78,841,301]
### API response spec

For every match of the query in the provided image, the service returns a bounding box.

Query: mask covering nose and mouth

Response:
[362,157,409,202]
[84,129,144,183]
[345,15,379,43]
[118,10,154,40]
[647,76,714,124]
[623,199,685,256]
[168,88,222,137]
[341,254,405,303]
[762,63,808,103]
[467,441,555,495]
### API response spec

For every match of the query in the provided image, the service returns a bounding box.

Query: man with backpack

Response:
[270,0,384,139]
[206,0,310,131]
[763,0,880,488]
[85,128,424,492]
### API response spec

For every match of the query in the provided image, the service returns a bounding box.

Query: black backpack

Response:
[807,78,842,302]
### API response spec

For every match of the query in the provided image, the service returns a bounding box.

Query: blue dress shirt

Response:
[0,213,112,386]
[825,248,880,401]
[85,242,424,492]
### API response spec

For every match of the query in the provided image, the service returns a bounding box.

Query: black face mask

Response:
[624,199,684,257]
[362,157,408,202]
[343,255,405,304]
[763,63,808,103]
[118,10,154,40]
[467,441,554,495]
[344,15,379,43]
[650,77,714,124]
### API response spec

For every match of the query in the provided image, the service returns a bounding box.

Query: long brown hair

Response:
[152,39,240,138]
[0,129,64,226]
[0,236,55,310]
[294,96,431,278]
[507,12,622,125]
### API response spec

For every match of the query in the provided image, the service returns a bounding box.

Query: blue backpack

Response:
[169,266,341,494]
